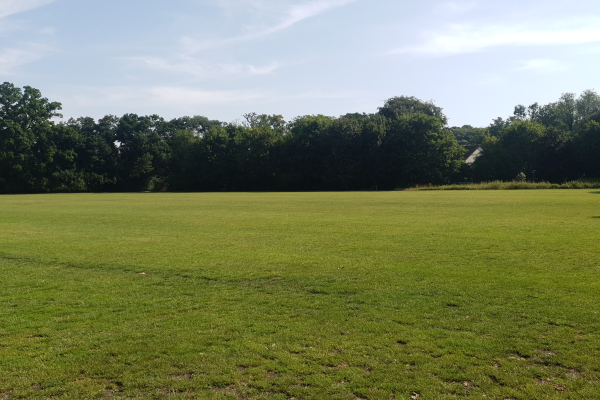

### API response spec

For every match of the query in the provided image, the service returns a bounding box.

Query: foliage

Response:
[3,82,600,192]
[472,121,569,182]
[0,82,64,193]
[449,125,487,145]
[470,89,600,183]
[578,120,600,178]
[378,95,448,125]
[511,90,600,131]
[379,114,464,188]
[0,83,469,193]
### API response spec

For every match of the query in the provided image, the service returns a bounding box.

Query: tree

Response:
[524,91,600,132]
[283,115,336,190]
[318,115,386,190]
[379,114,464,189]
[577,121,600,178]
[576,90,600,127]
[0,82,63,193]
[168,115,222,137]
[63,116,119,191]
[555,93,577,131]
[242,113,287,134]
[378,96,448,125]
[449,125,487,145]
[473,121,577,182]
[114,114,171,191]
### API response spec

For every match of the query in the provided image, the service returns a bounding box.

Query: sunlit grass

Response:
[1,191,600,399]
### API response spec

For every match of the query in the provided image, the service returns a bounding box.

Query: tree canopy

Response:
[1,82,599,193]
[470,90,600,182]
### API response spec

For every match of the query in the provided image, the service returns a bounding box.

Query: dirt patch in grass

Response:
[566,370,582,379]
[508,354,528,360]
[325,361,349,370]
[157,388,194,398]
[534,378,567,392]
[171,373,194,380]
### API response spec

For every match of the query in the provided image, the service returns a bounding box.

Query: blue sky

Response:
[2,0,600,126]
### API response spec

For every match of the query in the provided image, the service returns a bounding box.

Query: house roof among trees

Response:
[464,145,483,160]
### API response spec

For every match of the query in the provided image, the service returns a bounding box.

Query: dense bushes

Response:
[410,180,600,191]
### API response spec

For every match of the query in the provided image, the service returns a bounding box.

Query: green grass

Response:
[409,180,600,190]
[1,191,600,399]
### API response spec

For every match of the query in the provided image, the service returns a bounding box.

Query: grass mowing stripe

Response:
[0,191,600,399]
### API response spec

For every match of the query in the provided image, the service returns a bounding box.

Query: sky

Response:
[1,0,600,127]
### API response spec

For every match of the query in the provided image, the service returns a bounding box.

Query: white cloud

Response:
[389,23,600,55]
[514,59,567,72]
[183,0,357,52]
[434,1,478,16]
[0,0,56,19]
[54,84,364,121]
[0,47,43,74]
[471,73,504,86]
[149,86,265,105]
[57,85,267,114]
[133,56,281,78]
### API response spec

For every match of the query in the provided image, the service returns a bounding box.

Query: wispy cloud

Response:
[54,84,364,121]
[133,56,281,78]
[183,0,357,52]
[0,0,56,19]
[514,59,568,72]
[57,85,267,113]
[389,23,600,56]
[149,86,265,105]
[0,18,24,33]
[434,1,478,16]
[0,46,45,74]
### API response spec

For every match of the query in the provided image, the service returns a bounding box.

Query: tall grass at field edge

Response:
[407,179,600,191]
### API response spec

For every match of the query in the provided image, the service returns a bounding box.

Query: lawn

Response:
[1,191,599,399]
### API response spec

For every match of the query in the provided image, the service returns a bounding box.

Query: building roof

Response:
[464,145,483,160]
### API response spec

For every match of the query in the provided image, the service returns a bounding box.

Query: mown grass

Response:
[1,191,600,399]
[409,180,600,191]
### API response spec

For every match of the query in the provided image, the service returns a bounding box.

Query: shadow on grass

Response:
[592,216,600,219]
[590,191,600,194]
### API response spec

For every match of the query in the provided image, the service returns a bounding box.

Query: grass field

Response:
[1,191,600,399]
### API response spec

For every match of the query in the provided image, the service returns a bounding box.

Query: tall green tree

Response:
[168,115,222,137]
[318,115,386,190]
[0,82,63,193]
[449,125,487,145]
[379,114,464,188]
[115,114,171,191]
[283,115,336,190]
[62,116,119,191]
[577,120,600,178]
[378,96,448,125]
[473,121,577,182]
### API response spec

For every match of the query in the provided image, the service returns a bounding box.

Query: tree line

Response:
[1,82,599,193]
[451,90,600,183]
